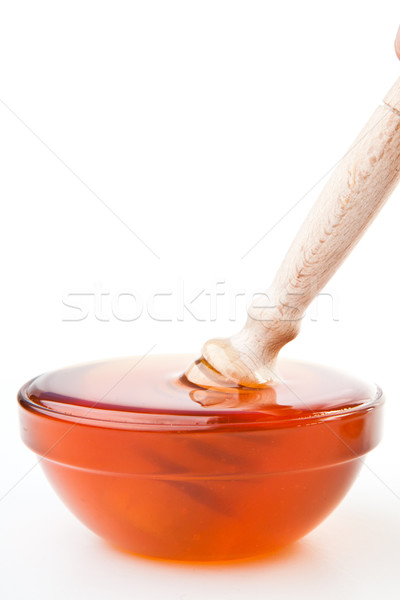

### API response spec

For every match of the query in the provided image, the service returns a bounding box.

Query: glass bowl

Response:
[18,354,383,561]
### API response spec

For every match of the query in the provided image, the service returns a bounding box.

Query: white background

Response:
[1,1,400,598]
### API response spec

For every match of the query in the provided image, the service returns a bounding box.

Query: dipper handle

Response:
[187,78,400,388]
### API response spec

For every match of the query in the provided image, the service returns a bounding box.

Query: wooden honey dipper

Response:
[186,77,400,389]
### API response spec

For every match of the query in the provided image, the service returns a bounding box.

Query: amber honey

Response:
[18,354,383,561]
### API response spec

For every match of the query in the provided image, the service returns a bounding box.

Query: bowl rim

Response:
[18,378,384,431]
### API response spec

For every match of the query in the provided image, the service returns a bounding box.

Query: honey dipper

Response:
[186,77,400,389]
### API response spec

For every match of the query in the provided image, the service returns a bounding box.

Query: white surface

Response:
[1,1,400,598]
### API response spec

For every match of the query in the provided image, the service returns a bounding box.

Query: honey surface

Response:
[26,354,377,423]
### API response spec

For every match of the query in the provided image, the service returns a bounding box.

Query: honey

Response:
[18,354,383,561]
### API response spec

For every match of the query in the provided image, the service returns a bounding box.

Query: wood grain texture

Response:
[186,78,400,388]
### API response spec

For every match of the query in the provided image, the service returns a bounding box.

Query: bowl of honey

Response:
[18,354,383,561]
